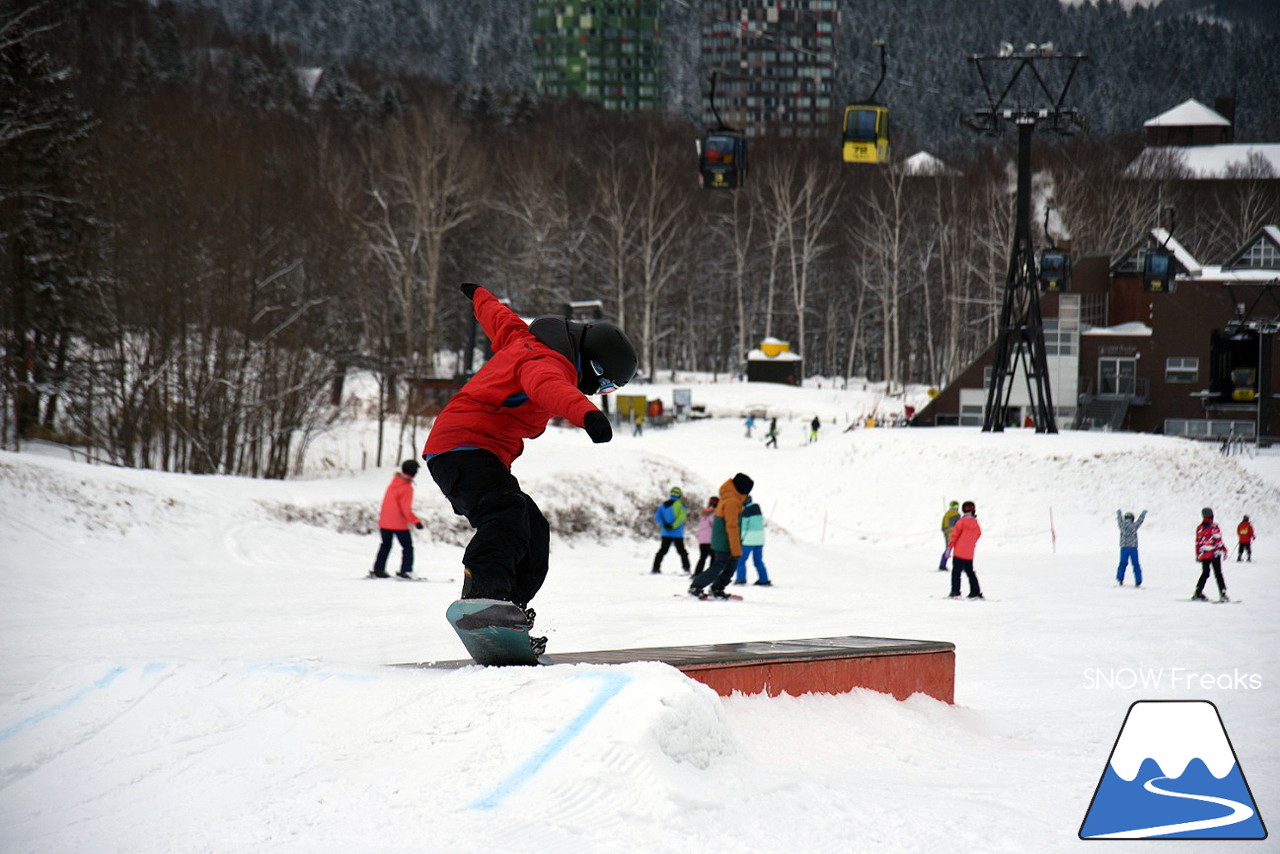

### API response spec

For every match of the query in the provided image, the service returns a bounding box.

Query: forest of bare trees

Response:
[3,1,1278,476]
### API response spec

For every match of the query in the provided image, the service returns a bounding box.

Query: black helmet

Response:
[961,500,976,514]
[401,459,420,477]
[578,321,637,395]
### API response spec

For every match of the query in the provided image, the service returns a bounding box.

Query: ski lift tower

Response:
[965,45,1085,433]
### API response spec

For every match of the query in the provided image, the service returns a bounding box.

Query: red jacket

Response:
[423,287,600,469]
[949,513,982,560]
[1237,521,1255,543]
[1197,521,1226,560]
[378,473,420,530]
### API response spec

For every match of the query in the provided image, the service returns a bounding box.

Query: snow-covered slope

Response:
[1,381,1276,853]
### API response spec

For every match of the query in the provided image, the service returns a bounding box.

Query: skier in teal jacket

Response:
[734,496,770,585]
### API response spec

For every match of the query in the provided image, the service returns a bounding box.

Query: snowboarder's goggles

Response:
[589,359,618,394]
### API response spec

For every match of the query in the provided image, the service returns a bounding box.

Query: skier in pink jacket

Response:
[692,496,719,576]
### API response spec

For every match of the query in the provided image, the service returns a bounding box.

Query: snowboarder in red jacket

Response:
[423,283,637,615]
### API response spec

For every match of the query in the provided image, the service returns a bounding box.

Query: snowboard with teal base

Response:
[445,598,546,666]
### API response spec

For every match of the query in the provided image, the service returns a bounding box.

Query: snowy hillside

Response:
[1,379,1276,853]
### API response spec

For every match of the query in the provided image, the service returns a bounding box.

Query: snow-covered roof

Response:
[1189,266,1280,285]
[1166,225,1280,285]
[1149,228,1202,275]
[1222,224,1280,272]
[1143,98,1230,128]
[900,151,959,177]
[296,67,323,98]
[1081,322,1153,337]
[1111,228,1202,276]
[1124,144,1280,179]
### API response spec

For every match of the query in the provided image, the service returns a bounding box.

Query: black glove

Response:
[415,521,424,530]
[460,282,480,299]
[583,410,612,444]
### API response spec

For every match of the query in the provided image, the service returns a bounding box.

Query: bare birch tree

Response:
[363,108,487,372]
[853,165,913,389]
[587,134,639,335]
[630,135,690,375]
[486,132,589,310]
[779,157,839,366]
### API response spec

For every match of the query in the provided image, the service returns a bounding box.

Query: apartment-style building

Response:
[532,1,662,112]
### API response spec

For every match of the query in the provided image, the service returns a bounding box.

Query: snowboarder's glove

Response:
[460,282,480,299]
[662,523,674,532]
[583,410,612,443]
[415,522,424,530]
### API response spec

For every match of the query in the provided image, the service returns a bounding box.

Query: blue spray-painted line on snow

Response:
[0,660,384,743]
[0,665,128,742]
[469,672,632,811]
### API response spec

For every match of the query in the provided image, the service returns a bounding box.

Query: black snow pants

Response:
[427,449,549,606]
[652,536,690,572]
[1195,557,1226,598]
[690,549,737,593]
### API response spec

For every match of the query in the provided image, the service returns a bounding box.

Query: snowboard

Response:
[1183,596,1242,604]
[446,598,546,666]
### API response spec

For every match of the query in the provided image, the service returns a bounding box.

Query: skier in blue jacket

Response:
[1116,509,1147,586]
[652,487,690,573]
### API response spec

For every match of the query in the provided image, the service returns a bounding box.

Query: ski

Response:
[675,592,744,601]
[364,572,455,583]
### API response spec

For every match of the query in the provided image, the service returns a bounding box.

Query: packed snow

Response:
[1,377,1276,853]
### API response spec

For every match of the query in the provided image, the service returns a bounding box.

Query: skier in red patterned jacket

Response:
[423,283,637,615]
[1193,507,1229,602]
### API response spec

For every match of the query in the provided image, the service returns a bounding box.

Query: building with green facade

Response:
[532,1,662,112]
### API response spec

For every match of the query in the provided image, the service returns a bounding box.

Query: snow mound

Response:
[0,658,739,853]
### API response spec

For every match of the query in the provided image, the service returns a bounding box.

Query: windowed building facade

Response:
[532,1,662,112]
[700,0,839,137]
[914,226,1280,443]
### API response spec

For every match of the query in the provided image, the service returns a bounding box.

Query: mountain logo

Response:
[1080,700,1267,840]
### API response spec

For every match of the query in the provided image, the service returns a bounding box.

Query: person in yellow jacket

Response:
[938,500,961,571]
[688,472,753,599]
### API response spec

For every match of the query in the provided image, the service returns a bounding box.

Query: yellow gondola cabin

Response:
[841,104,889,164]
